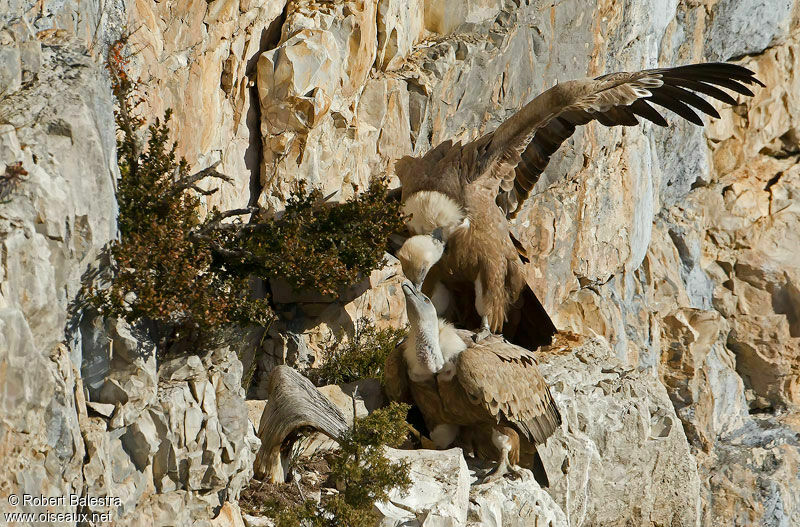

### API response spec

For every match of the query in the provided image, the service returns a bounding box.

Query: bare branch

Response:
[188,232,247,258]
[188,184,219,196]
[179,161,232,187]
[192,206,260,238]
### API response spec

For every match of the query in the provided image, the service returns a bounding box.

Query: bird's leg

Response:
[482,442,512,483]
[483,429,516,483]
[473,278,491,342]
[473,315,491,342]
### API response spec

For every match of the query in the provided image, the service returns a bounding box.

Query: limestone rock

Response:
[376,447,568,527]
[84,318,158,429]
[243,514,275,527]
[376,447,471,527]
[376,0,425,71]
[127,0,289,213]
[80,338,260,525]
[211,501,247,527]
[468,476,567,527]
[423,0,504,35]
[539,336,702,526]
[0,2,121,510]
[704,0,795,61]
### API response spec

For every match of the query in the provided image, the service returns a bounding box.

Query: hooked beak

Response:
[401,279,418,298]
[402,280,426,311]
[414,267,430,290]
[401,279,428,318]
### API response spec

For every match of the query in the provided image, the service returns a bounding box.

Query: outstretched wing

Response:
[454,333,561,444]
[462,62,763,217]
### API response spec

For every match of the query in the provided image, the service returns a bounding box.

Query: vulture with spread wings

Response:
[396,62,763,348]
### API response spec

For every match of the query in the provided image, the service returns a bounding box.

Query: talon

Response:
[473,327,491,342]
[474,315,492,342]
[483,463,509,483]
[508,465,531,481]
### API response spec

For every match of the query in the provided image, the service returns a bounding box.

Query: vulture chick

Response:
[385,281,561,483]
[397,62,763,348]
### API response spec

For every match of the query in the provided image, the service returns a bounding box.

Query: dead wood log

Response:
[253,365,348,483]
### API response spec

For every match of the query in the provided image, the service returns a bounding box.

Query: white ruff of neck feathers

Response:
[437,319,466,381]
[403,191,466,235]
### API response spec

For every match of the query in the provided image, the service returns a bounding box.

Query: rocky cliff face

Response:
[0,3,257,525]
[2,0,799,525]
[1,0,121,510]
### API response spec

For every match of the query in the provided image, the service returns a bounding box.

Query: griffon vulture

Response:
[384,281,561,483]
[397,62,763,347]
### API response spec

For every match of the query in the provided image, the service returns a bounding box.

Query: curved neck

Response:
[406,317,444,379]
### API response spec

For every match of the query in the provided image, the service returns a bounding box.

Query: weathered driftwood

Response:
[253,365,348,483]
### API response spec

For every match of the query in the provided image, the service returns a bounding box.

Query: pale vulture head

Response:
[396,230,445,289]
[401,190,470,238]
[402,280,439,332]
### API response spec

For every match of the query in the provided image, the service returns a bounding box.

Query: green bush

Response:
[89,39,403,357]
[308,318,407,386]
[86,39,273,355]
[210,179,404,296]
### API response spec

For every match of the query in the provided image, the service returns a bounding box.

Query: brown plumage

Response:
[385,282,561,483]
[385,330,561,440]
[397,62,763,347]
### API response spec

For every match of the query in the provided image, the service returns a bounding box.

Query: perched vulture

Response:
[385,281,561,484]
[396,62,763,347]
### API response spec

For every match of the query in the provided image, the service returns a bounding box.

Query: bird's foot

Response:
[508,465,533,482]
[482,463,530,484]
[473,327,491,342]
[481,461,509,484]
[481,465,508,483]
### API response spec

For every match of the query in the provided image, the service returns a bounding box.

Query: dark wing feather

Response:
[481,62,763,218]
[629,99,668,126]
[454,333,561,445]
[647,90,704,125]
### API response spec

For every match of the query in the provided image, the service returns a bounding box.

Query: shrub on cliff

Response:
[308,318,407,386]
[205,179,405,297]
[243,402,412,527]
[89,39,404,357]
[87,39,273,354]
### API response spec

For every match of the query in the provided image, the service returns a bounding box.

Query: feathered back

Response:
[453,331,561,445]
